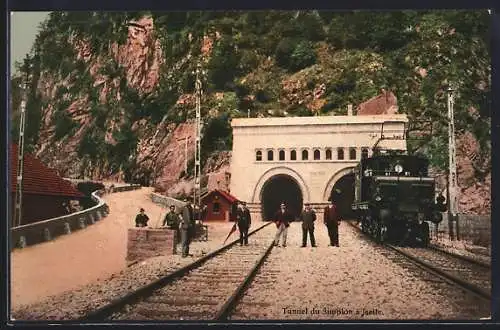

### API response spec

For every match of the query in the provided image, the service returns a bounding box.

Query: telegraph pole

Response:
[193,63,203,212]
[13,81,28,228]
[447,86,459,240]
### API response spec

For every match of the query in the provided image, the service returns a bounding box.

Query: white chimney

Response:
[347,104,353,116]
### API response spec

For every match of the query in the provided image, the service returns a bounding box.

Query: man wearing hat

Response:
[135,208,149,227]
[180,199,195,257]
[324,198,341,247]
[273,202,294,247]
[300,203,317,247]
[236,201,252,245]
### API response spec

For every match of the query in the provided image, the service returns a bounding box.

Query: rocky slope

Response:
[10,11,490,212]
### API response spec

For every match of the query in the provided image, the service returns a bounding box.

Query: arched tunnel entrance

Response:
[330,173,355,219]
[261,174,303,221]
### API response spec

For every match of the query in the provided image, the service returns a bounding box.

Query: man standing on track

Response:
[300,203,317,247]
[273,202,294,247]
[236,201,252,245]
[180,199,195,257]
[324,198,341,247]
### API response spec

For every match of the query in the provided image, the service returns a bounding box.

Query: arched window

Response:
[256,150,262,161]
[361,148,369,159]
[349,147,357,160]
[279,150,285,161]
[326,148,332,160]
[302,149,309,160]
[267,150,274,161]
[290,150,297,161]
[314,149,321,160]
[213,202,220,214]
[337,148,344,160]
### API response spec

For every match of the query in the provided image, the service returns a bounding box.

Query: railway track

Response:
[82,222,275,321]
[347,221,491,303]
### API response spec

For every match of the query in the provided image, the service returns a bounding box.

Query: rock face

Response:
[356,89,398,115]
[455,132,491,215]
[429,131,490,215]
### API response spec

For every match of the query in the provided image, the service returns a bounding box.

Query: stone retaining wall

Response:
[126,228,178,265]
[431,213,491,247]
[10,184,142,250]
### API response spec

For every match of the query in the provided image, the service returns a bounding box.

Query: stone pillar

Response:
[127,228,178,264]
[43,228,51,241]
[348,104,353,116]
[64,222,71,234]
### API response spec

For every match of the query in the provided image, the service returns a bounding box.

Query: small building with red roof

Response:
[201,189,240,222]
[10,144,86,226]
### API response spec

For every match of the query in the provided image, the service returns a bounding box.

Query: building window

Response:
[302,149,309,160]
[290,150,297,160]
[314,149,321,160]
[256,150,262,161]
[326,148,332,160]
[279,150,285,161]
[213,202,220,214]
[337,148,344,160]
[349,147,357,160]
[267,150,274,161]
[361,148,369,159]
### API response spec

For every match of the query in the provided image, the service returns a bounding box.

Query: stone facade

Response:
[230,114,408,211]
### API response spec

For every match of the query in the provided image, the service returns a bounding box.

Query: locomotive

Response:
[351,147,447,246]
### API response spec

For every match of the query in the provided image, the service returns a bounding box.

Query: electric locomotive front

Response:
[352,151,444,246]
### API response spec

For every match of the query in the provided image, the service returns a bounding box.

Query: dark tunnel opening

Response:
[330,173,355,219]
[261,174,303,221]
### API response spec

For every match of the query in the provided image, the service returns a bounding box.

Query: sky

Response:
[10,11,51,76]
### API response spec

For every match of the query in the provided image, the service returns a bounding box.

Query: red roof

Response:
[10,144,85,198]
[202,189,239,204]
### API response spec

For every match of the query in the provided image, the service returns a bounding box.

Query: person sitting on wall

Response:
[163,205,181,242]
[135,208,149,227]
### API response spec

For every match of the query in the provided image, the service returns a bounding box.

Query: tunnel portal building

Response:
[229,115,408,220]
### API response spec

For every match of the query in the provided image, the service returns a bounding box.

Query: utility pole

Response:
[13,79,28,228]
[193,63,204,213]
[447,86,459,240]
[176,137,190,174]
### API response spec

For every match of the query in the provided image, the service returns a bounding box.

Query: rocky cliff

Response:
[10,11,490,212]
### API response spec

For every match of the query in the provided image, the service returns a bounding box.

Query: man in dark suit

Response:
[236,201,252,245]
[324,199,341,247]
[180,199,195,257]
[300,203,317,247]
[273,202,294,247]
[135,208,149,227]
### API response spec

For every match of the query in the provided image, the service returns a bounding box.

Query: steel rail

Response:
[82,222,272,321]
[385,244,491,301]
[346,220,491,302]
[214,237,275,321]
[427,244,490,269]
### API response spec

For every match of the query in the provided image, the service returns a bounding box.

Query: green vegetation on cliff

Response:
[10,10,491,181]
